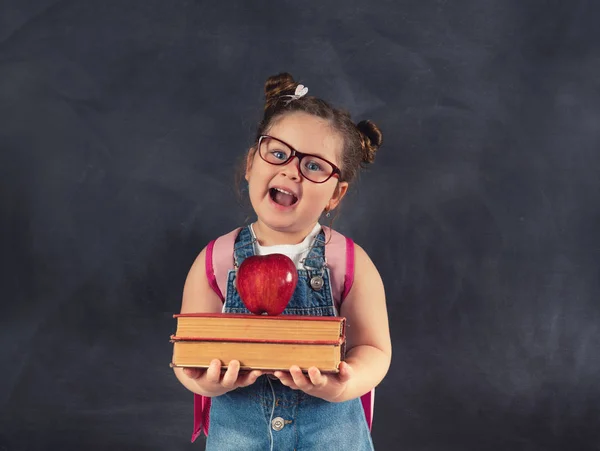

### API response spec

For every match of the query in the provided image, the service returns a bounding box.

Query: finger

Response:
[183,367,201,379]
[289,366,312,390]
[239,370,263,387]
[221,360,241,388]
[205,359,223,384]
[307,367,326,387]
[273,371,299,390]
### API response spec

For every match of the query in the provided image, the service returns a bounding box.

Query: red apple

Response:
[236,254,298,315]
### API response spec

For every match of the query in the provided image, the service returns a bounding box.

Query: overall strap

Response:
[302,228,327,270]
[232,225,257,265]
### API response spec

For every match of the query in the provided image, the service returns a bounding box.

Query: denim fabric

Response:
[206,225,374,451]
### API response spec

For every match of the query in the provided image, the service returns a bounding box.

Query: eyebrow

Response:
[268,135,336,162]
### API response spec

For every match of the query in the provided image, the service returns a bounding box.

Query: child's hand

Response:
[273,361,353,402]
[182,359,263,397]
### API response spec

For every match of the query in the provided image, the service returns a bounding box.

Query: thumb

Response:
[338,361,354,382]
[183,367,203,379]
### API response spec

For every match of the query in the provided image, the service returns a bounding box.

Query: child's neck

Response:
[251,221,318,246]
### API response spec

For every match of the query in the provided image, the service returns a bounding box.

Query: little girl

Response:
[173,72,391,450]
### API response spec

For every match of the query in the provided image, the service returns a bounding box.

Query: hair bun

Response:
[356,120,383,164]
[264,73,298,111]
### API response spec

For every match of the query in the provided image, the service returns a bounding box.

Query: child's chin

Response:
[262,218,295,230]
[259,217,300,232]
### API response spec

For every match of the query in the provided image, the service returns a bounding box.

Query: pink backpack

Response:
[190,226,375,442]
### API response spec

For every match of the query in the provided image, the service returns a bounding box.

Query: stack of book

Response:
[170,313,346,373]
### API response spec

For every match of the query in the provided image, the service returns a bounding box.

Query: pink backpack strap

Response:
[323,226,354,306]
[323,227,374,430]
[192,227,241,441]
[192,394,211,442]
[362,389,375,431]
[205,227,241,302]
[342,235,355,299]
[205,240,222,301]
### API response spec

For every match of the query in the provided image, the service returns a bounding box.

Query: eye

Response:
[304,160,324,172]
[270,149,288,161]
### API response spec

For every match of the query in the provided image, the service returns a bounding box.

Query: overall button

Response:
[271,417,285,431]
[310,275,324,290]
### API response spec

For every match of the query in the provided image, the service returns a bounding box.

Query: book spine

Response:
[170,335,345,345]
[171,341,345,373]
[174,313,345,322]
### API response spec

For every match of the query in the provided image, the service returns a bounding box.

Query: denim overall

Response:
[205,225,374,451]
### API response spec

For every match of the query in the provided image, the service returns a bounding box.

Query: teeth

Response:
[274,187,295,197]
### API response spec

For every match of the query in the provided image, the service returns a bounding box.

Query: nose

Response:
[280,156,302,181]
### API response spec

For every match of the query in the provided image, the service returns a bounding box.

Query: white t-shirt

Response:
[249,223,321,269]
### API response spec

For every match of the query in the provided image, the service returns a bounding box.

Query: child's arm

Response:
[274,243,391,402]
[172,246,263,396]
[334,242,392,400]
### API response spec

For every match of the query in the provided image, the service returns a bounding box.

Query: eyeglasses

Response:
[257,135,342,183]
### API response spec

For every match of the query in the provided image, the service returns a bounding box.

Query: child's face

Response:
[245,111,348,237]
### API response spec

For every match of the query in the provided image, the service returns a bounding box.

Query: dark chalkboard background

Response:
[1,1,599,450]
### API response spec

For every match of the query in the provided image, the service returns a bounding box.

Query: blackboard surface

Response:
[1,1,599,450]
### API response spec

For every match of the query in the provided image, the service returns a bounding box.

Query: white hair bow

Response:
[282,84,308,104]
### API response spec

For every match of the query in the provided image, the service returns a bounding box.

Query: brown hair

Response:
[256,72,383,184]
[235,72,383,224]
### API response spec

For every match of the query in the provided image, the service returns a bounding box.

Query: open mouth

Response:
[269,187,299,207]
